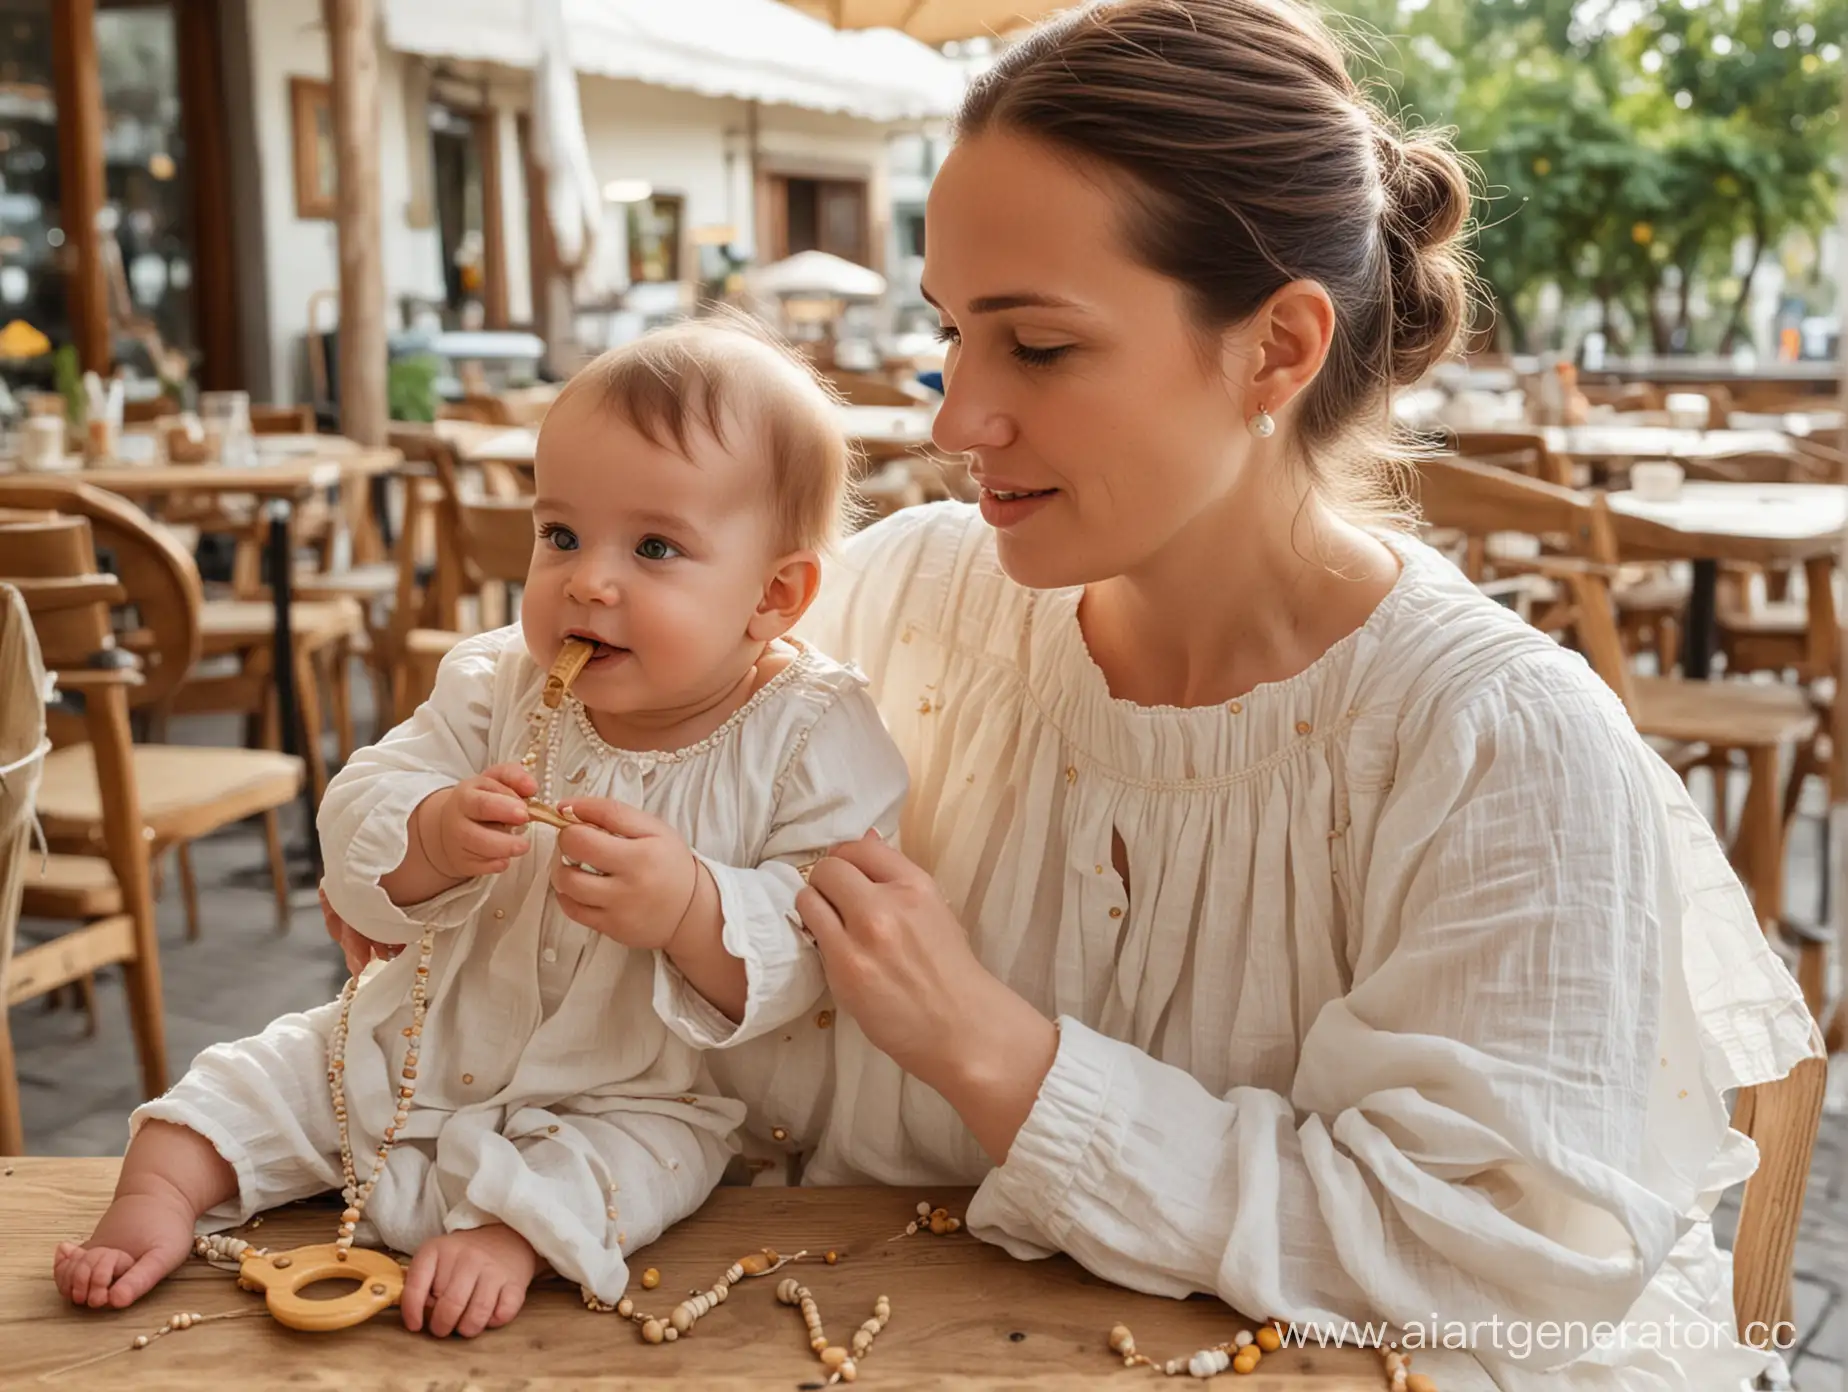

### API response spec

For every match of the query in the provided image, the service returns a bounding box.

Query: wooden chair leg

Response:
[177,841,201,942]
[328,640,355,764]
[262,809,291,934]
[1742,745,1786,931]
[76,972,99,1037]
[0,1011,20,1155]
[1655,616,1679,676]
[293,643,329,807]
[1826,997,1845,1054]
[1782,740,1820,833]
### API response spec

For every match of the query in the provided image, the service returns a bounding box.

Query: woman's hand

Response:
[797,833,1060,1164]
[319,887,401,977]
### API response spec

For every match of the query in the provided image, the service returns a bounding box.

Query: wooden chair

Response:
[0,580,49,1153]
[1731,1041,1830,1350]
[1413,457,1821,979]
[0,519,168,1151]
[825,372,920,408]
[395,495,534,717]
[0,478,306,938]
[0,473,360,812]
[1448,430,1573,488]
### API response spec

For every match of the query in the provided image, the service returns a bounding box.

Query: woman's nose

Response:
[931,359,1015,456]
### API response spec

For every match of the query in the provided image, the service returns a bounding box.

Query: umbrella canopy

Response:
[784,0,1072,45]
[749,251,888,300]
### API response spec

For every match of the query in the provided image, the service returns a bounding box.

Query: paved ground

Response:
[8,712,1846,1389]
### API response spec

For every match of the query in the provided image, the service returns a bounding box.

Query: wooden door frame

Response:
[176,0,241,388]
[426,96,510,328]
[755,153,874,268]
[47,0,242,384]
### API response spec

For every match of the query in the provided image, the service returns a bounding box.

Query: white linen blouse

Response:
[697,502,1820,1390]
[136,628,907,1302]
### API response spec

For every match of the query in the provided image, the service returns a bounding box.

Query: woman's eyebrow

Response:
[921,284,1084,314]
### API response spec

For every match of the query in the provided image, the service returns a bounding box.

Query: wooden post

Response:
[49,0,109,374]
[325,0,387,446]
[476,111,510,330]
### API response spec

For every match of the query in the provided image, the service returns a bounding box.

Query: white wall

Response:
[237,3,908,400]
[244,0,443,403]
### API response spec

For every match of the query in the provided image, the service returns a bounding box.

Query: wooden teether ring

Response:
[238,1243,403,1331]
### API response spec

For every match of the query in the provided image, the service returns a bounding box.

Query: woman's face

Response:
[924,131,1262,589]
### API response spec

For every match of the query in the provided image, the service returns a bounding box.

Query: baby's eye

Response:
[635,536,681,562]
[538,522,579,552]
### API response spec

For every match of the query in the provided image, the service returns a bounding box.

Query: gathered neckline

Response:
[568,642,817,764]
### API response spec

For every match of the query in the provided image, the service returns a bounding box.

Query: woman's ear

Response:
[1221,279,1337,419]
[746,550,823,641]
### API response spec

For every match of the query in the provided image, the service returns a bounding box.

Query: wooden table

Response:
[2,1160,1490,1390]
[437,405,938,470]
[1608,482,1847,679]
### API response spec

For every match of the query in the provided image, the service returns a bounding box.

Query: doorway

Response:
[764,170,870,267]
[0,0,237,386]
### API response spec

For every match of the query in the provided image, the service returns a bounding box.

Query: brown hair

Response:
[959,0,1473,509]
[558,312,855,551]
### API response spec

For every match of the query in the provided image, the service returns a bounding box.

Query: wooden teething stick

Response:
[528,636,600,825]
[542,636,598,708]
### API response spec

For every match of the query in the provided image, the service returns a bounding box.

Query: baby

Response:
[53,319,909,1337]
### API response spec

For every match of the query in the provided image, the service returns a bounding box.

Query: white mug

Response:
[1629,460,1685,502]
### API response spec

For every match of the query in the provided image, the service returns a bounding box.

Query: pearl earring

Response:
[1248,406,1276,439]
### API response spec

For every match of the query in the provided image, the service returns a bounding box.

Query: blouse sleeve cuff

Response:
[320,773,493,944]
[970,1015,1120,1249]
[651,855,826,1050]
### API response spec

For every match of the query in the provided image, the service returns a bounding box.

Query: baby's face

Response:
[522,391,784,716]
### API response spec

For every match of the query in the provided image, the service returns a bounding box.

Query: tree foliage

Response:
[1333,0,1845,352]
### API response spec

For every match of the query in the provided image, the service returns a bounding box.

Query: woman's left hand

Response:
[798,834,1060,1161]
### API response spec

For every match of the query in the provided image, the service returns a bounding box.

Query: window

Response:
[627,193,683,284]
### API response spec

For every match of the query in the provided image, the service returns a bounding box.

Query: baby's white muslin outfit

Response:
[687,503,1820,1391]
[134,627,907,1301]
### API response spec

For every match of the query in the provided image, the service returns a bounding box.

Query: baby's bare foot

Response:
[402,1225,538,1337]
[53,1192,196,1309]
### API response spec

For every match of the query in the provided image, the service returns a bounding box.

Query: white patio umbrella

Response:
[783,0,1074,44]
[748,251,888,300]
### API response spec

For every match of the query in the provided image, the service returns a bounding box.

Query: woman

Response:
[748,3,1814,1388]
[329,2,1816,1384]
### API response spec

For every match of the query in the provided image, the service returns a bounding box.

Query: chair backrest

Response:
[1414,455,1634,708]
[825,372,917,408]
[458,498,535,586]
[1415,454,1617,561]
[1449,429,1572,488]
[0,478,203,710]
[1730,1044,1829,1347]
[0,578,49,991]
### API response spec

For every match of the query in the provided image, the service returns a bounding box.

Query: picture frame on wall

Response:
[290,77,337,220]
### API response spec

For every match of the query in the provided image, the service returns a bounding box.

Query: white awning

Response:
[384,0,969,122]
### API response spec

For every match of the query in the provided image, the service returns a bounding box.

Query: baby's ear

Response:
[746,550,822,641]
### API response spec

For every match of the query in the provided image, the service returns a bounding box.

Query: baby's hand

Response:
[53,1192,196,1309]
[402,1225,538,1337]
[422,763,538,881]
[552,798,703,951]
